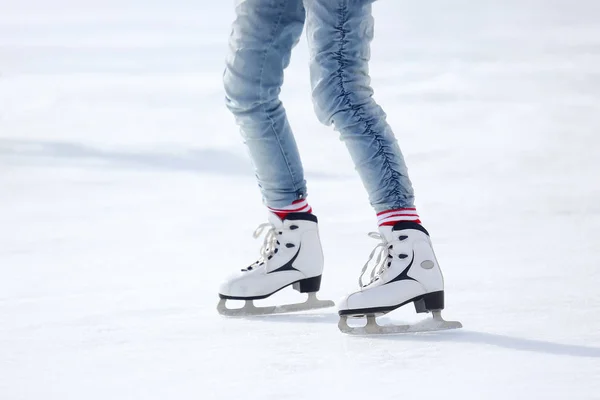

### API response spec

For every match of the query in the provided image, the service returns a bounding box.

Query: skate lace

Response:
[253,222,279,262]
[358,232,390,288]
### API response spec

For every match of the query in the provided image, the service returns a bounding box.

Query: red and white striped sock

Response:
[377,208,421,227]
[268,198,313,220]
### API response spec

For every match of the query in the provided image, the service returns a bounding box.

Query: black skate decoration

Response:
[217,275,334,317]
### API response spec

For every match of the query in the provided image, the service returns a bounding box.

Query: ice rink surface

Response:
[1,1,599,399]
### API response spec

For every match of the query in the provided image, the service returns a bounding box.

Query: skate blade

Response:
[338,311,462,335]
[217,292,335,317]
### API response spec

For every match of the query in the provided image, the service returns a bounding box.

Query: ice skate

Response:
[338,221,462,334]
[218,212,334,316]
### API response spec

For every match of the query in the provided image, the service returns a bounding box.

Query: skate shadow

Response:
[230,312,600,358]
[370,329,600,359]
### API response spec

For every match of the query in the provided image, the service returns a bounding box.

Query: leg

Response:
[219,1,331,313]
[224,0,307,209]
[304,0,459,333]
[304,0,414,213]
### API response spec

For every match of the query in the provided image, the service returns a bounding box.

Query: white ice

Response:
[1,0,599,399]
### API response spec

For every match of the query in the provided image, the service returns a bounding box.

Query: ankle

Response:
[268,198,313,220]
[377,207,421,227]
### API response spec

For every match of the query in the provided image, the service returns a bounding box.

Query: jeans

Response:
[223,0,414,213]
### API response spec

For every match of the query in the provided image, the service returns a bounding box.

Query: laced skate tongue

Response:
[267,212,285,228]
[377,224,396,243]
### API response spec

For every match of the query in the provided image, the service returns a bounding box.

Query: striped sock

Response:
[377,208,421,227]
[268,199,313,220]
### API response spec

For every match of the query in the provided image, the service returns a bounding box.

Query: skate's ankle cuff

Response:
[283,212,318,223]
[392,221,429,236]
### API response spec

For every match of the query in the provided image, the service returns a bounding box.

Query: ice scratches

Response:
[0,139,345,179]
[0,139,252,175]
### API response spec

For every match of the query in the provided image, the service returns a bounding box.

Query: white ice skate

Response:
[338,221,462,335]
[217,212,334,316]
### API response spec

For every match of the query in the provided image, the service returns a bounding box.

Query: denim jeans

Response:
[223,0,414,213]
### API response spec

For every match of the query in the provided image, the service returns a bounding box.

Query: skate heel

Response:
[292,275,322,293]
[414,291,444,313]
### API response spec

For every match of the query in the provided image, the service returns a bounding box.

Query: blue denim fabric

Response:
[224,0,415,212]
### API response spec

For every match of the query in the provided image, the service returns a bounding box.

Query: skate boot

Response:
[217,212,334,316]
[338,221,462,334]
